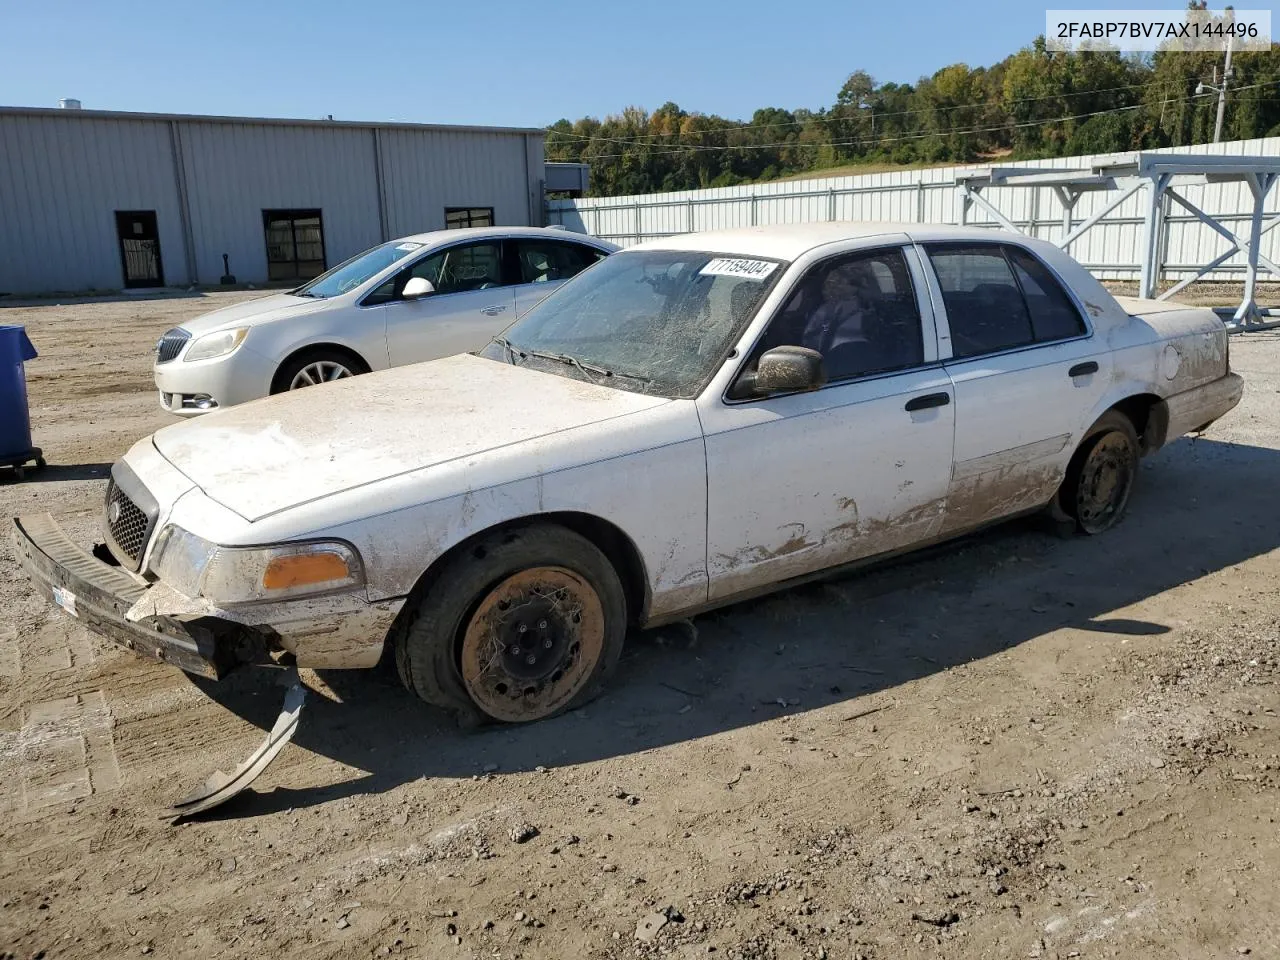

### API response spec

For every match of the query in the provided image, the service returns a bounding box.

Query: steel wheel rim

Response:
[289,360,353,390]
[1076,432,1134,532]
[460,566,605,723]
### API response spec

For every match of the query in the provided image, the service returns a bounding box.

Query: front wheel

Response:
[1058,411,1140,535]
[271,349,368,394]
[393,524,627,726]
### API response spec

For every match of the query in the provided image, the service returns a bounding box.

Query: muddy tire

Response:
[1057,410,1140,536]
[393,524,627,726]
[271,348,369,394]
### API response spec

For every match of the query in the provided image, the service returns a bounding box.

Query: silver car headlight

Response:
[184,327,249,362]
[150,525,365,605]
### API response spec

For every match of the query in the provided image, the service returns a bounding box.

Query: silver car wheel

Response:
[289,360,353,390]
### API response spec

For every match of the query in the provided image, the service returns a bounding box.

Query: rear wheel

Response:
[271,349,369,394]
[394,524,627,726]
[1058,411,1140,535]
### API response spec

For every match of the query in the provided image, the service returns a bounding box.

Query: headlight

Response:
[184,327,249,362]
[150,525,365,604]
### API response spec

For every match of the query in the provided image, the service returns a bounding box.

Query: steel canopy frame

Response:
[955,153,1280,332]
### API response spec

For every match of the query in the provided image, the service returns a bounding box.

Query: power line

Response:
[545,75,1206,147]
[574,82,1275,161]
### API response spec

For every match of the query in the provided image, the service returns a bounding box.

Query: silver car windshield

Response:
[484,250,786,398]
[293,240,425,298]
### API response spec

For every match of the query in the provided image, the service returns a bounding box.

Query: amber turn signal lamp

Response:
[262,551,351,590]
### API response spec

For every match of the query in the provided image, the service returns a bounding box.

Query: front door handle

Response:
[1069,361,1099,377]
[480,304,509,316]
[905,392,950,412]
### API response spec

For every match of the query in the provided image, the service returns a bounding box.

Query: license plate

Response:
[52,586,79,618]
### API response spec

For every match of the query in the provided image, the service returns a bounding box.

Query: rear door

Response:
[510,239,610,318]
[919,241,1110,535]
[379,240,517,365]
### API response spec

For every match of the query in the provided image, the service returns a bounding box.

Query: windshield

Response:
[483,250,785,397]
[293,240,426,298]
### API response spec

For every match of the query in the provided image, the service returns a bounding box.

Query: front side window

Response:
[263,209,326,282]
[925,244,1035,359]
[445,207,495,229]
[424,242,504,293]
[754,247,924,383]
[364,241,506,304]
[483,250,785,397]
[515,240,607,284]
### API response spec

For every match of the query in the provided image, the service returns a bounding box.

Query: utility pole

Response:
[1214,35,1234,143]
[1196,34,1235,143]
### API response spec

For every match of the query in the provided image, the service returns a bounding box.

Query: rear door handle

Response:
[1069,361,1099,377]
[905,392,950,412]
[481,304,509,316]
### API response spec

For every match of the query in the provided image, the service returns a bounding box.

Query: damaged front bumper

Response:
[13,513,265,678]
[13,513,403,678]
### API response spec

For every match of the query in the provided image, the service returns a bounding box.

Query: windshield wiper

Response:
[522,348,613,383]
[491,336,519,364]
[293,290,320,298]
[497,343,653,386]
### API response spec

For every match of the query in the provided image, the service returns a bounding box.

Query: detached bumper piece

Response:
[12,513,262,680]
[170,668,307,819]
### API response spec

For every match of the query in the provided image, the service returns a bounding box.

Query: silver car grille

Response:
[156,328,190,364]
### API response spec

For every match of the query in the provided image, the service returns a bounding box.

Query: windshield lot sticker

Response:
[395,242,423,252]
[699,258,778,280]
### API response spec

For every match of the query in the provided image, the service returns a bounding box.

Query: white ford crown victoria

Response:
[17,223,1242,730]
[152,226,617,415]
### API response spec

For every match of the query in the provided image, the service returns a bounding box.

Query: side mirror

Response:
[402,277,436,300]
[737,346,827,398]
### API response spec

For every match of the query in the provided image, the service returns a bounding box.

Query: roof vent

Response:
[58,98,82,110]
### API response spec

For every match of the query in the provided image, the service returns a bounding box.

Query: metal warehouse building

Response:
[0,105,546,296]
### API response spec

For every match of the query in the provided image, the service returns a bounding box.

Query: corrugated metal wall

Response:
[0,113,188,292]
[380,128,541,238]
[548,137,1280,283]
[0,109,544,295]
[177,121,384,286]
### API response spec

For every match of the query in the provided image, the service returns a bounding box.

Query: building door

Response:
[262,209,326,282]
[114,211,164,288]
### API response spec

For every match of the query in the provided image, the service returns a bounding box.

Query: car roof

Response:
[630,222,1023,261]
[395,226,619,251]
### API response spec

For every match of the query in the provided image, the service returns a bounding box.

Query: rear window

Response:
[925,244,1087,359]
[1006,247,1087,342]
[925,245,1034,358]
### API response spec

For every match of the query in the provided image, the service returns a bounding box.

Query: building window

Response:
[445,207,495,230]
[262,209,326,282]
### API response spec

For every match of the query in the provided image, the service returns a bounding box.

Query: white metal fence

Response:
[547,137,1280,282]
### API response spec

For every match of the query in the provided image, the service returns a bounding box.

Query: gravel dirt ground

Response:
[1,290,1278,960]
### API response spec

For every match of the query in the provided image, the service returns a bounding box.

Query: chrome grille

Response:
[105,481,150,564]
[156,328,190,364]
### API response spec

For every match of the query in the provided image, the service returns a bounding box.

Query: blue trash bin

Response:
[0,325,43,476]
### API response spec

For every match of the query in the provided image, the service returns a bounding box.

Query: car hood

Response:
[179,293,332,336]
[151,354,671,522]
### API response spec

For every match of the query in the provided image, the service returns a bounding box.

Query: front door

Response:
[384,240,516,365]
[115,210,164,288]
[920,241,1111,535]
[698,242,956,601]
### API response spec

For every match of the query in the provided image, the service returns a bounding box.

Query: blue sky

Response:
[2,0,1161,127]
